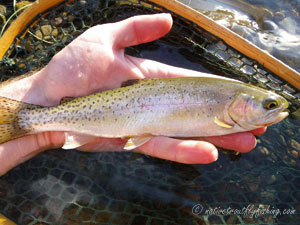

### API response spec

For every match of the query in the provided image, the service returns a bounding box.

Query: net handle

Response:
[150,0,300,90]
[0,0,69,60]
[0,213,17,225]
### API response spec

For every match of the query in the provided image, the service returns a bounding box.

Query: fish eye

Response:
[263,98,278,110]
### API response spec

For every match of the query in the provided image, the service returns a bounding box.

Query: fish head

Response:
[228,88,289,130]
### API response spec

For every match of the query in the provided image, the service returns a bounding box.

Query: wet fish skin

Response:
[0,77,289,149]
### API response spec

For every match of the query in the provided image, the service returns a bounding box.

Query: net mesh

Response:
[0,0,299,224]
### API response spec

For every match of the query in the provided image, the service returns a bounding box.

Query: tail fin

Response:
[0,96,33,144]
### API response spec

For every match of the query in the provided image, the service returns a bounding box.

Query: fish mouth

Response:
[275,111,289,123]
[255,111,289,127]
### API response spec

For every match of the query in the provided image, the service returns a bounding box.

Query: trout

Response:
[0,77,289,150]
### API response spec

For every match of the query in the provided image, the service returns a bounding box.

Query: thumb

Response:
[0,132,64,176]
[113,13,172,49]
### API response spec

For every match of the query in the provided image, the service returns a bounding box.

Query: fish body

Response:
[0,77,289,150]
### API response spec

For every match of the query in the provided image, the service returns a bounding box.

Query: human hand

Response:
[0,14,266,175]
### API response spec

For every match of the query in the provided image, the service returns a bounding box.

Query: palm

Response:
[42,16,171,103]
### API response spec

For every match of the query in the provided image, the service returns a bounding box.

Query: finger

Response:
[77,137,126,152]
[77,137,218,164]
[127,56,242,81]
[251,127,267,136]
[201,132,257,153]
[113,13,172,49]
[136,136,218,164]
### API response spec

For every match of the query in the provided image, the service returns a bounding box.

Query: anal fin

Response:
[62,132,97,149]
[124,135,153,151]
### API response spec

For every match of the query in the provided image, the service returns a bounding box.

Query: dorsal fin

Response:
[60,96,75,104]
[121,79,140,87]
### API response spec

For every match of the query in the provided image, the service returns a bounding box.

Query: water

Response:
[0,0,299,224]
[180,0,300,72]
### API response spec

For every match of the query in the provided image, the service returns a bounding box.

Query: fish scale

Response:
[0,77,289,150]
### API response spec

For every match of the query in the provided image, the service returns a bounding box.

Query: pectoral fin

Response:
[124,135,153,151]
[214,116,233,129]
[62,132,97,149]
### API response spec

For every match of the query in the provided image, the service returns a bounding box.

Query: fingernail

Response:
[212,148,219,161]
[253,137,257,148]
